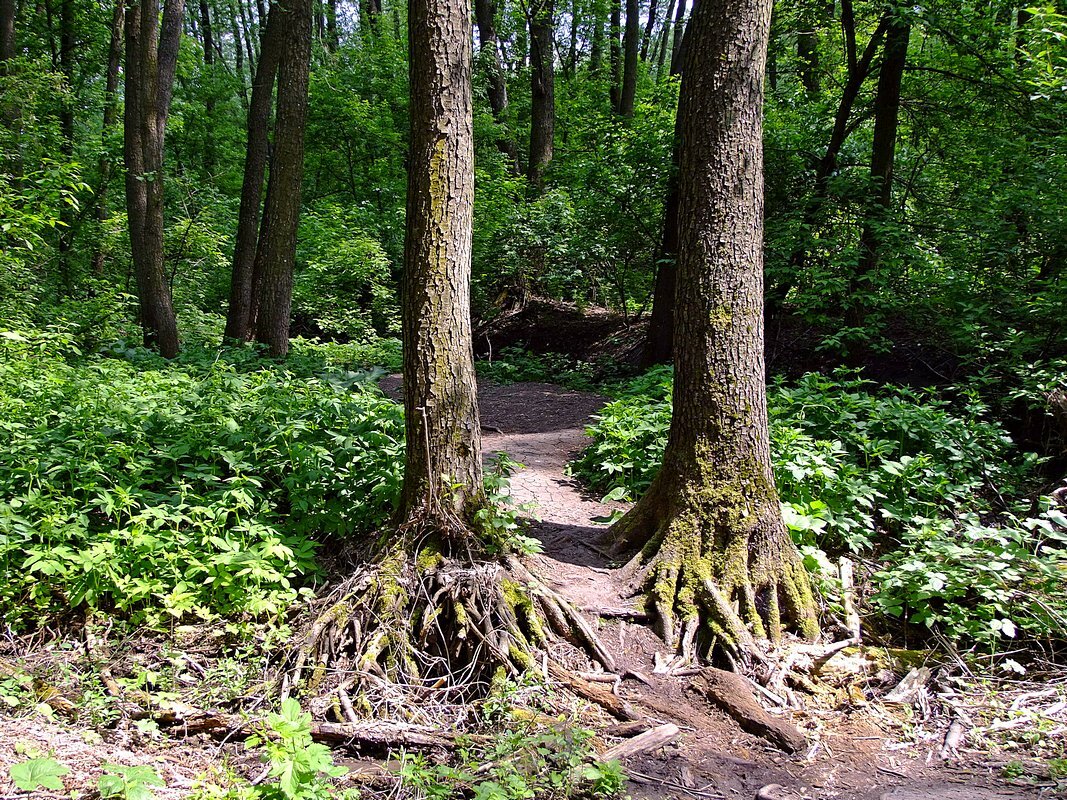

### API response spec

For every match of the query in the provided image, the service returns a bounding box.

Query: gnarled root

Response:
[276,540,617,720]
[609,494,819,669]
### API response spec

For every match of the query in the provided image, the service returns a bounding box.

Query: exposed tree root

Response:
[277,528,620,719]
[607,477,820,669]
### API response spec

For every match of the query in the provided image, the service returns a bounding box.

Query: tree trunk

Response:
[640,0,657,60]
[399,0,483,523]
[851,18,909,322]
[229,0,249,110]
[125,0,184,358]
[326,0,337,49]
[225,0,283,342]
[770,12,889,308]
[199,0,216,169]
[619,0,638,115]
[0,0,14,61]
[653,0,675,79]
[527,0,554,190]
[609,0,621,110]
[607,0,818,657]
[668,0,684,71]
[57,0,73,289]
[91,0,124,275]
[251,0,312,357]
[640,7,687,366]
[238,0,257,70]
[589,0,604,75]
[474,0,519,169]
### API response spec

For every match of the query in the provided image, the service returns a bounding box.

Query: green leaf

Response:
[9,758,69,791]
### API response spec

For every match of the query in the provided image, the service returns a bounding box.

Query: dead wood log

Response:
[687,668,806,754]
[882,666,932,704]
[598,723,680,761]
[546,661,642,721]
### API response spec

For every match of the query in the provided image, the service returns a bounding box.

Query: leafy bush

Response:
[572,367,1067,647]
[873,504,1067,647]
[574,369,1032,550]
[0,329,404,627]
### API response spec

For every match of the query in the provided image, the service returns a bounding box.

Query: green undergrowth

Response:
[572,367,1067,650]
[0,326,405,628]
[476,346,631,392]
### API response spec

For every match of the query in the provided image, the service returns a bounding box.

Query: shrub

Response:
[0,330,404,627]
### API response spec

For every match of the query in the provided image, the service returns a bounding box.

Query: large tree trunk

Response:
[225,0,283,342]
[589,0,604,75]
[527,0,554,190]
[399,0,482,524]
[251,0,311,357]
[851,18,909,322]
[474,0,519,169]
[125,0,184,358]
[607,0,818,659]
[619,0,638,115]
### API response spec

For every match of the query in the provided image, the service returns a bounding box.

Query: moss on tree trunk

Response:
[603,0,819,663]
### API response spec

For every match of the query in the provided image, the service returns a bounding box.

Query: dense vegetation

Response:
[1,0,1065,673]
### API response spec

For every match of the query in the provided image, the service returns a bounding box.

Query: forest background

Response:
[1,0,1067,725]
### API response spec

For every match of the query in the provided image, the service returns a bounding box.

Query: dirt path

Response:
[473,380,1051,800]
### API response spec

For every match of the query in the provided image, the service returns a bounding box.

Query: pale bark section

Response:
[400,0,483,521]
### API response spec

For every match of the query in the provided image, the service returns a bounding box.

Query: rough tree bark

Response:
[224,0,283,342]
[527,0,554,189]
[474,0,519,169]
[619,0,638,115]
[0,0,14,61]
[606,0,819,660]
[124,0,184,357]
[277,0,616,700]
[251,0,312,356]
[851,16,909,322]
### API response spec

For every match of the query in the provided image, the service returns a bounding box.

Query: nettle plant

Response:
[0,330,404,627]
[573,368,1066,648]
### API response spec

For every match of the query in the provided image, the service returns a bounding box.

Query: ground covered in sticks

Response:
[2,379,1064,799]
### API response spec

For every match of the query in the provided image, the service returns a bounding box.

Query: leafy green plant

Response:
[9,758,69,792]
[245,699,353,800]
[97,764,165,800]
[0,330,405,627]
[475,453,542,555]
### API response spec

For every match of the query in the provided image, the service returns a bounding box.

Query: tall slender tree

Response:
[619,0,638,115]
[528,0,554,189]
[91,0,124,275]
[607,0,818,658]
[124,0,185,357]
[475,0,518,168]
[225,0,283,341]
[851,13,910,322]
[251,0,312,356]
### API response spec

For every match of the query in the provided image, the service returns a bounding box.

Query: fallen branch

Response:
[546,661,642,721]
[687,668,806,754]
[599,723,680,761]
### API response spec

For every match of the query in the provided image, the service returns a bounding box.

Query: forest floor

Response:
[1,378,1064,799]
